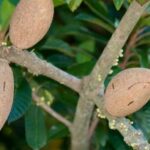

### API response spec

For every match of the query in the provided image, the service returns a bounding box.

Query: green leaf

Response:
[138,49,149,68]
[109,130,131,150]
[76,13,114,33]
[67,0,83,12]
[8,0,19,5]
[133,102,150,140]
[40,38,75,57]
[68,61,96,77]
[25,104,47,150]
[139,16,150,27]
[76,51,93,63]
[57,24,108,44]
[137,36,150,46]
[94,122,109,148]
[113,0,124,10]
[8,77,32,123]
[47,54,74,68]
[136,0,149,5]
[79,40,95,53]
[84,0,114,26]
[84,0,108,17]
[0,0,15,31]
[48,124,69,140]
[53,0,66,7]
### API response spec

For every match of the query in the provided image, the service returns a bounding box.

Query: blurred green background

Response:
[0,0,150,149]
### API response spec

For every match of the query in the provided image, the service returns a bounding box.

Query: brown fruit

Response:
[9,0,54,49]
[104,68,150,117]
[0,59,14,129]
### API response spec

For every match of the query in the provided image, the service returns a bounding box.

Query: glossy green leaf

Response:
[136,0,149,5]
[8,0,19,5]
[76,13,114,33]
[48,124,69,140]
[84,0,108,17]
[25,104,47,150]
[79,40,95,53]
[138,49,149,68]
[94,122,109,148]
[40,38,75,57]
[0,1,149,149]
[67,0,83,11]
[56,24,108,44]
[113,0,124,10]
[84,0,114,26]
[53,0,66,6]
[8,77,32,123]
[68,61,96,77]
[139,16,150,27]
[133,102,150,140]
[109,130,131,150]
[0,0,15,31]
[137,36,150,46]
[76,51,93,63]
[47,54,74,68]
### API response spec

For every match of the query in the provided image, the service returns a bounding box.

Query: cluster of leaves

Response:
[0,0,150,150]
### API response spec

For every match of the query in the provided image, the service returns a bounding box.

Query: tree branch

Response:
[92,1,150,149]
[119,31,138,69]
[71,1,150,150]
[88,111,99,140]
[71,89,95,150]
[32,93,72,130]
[86,1,150,96]
[0,1,149,150]
[95,95,150,150]
[0,32,5,43]
[0,46,81,93]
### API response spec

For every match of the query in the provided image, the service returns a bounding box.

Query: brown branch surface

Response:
[0,1,149,150]
[119,32,138,69]
[87,1,150,96]
[95,95,150,150]
[0,32,5,43]
[0,46,81,93]
[71,1,150,150]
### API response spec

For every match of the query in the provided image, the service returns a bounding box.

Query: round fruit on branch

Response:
[9,0,54,49]
[104,68,150,117]
[0,59,14,129]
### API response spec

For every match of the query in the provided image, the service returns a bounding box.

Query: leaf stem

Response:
[32,93,72,130]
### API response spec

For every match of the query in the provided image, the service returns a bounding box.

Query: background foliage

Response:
[0,0,150,149]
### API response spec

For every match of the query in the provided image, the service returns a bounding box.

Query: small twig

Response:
[88,111,99,140]
[0,31,5,44]
[32,93,72,130]
[136,28,150,41]
[119,32,138,69]
[0,1,149,150]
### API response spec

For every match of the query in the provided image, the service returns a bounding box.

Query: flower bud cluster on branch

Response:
[0,0,150,150]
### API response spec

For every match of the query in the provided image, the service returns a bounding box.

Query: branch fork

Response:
[0,1,150,150]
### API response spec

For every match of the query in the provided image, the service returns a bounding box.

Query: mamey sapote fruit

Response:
[105,68,150,117]
[0,59,14,129]
[9,0,54,49]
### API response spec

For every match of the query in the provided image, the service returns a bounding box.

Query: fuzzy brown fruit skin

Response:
[104,68,150,117]
[9,0,54,49]
[0,59,14,129]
